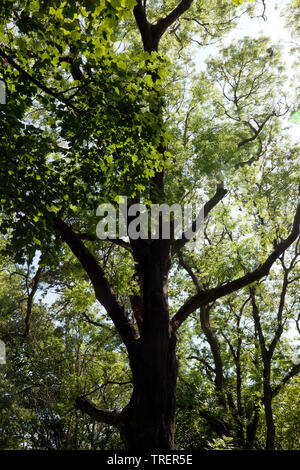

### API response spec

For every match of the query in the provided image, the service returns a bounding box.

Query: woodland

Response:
[0,0,299,451]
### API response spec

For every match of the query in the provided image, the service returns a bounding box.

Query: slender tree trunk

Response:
[245,405,260,449]
[235,344,245,448]
[250,290,276,450]
[263,380,276,450]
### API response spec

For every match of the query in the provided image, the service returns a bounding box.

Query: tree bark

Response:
[245,404,260,449]
[121,239,178,450]
[263,366,276,450]
[121,333,178,450]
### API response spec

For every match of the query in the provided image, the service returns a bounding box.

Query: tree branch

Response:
[79,311,109,329]
[134,0,194,52]
[0,47,80,113]
[24,266,43,337]
[200,306,225,399]
[153,0,194,41]
[54,217,138,348]
[238,113,275,148]
[133,0,153,52]
[75,396,122,427]
[171,204,300,331]
[272,363,300,398]
[177,251,201,292]
[172,183,228,254]
[249,288,268,361]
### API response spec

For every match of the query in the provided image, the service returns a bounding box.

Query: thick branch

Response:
[268,269,289,358]
[134,0,194,52]
[75,396,122,427]
[272,363,300,398]
[171,204,300,331]
[153,0,194,41]
[172,183,228,254]
[250,288,268,361]
[200,306,224,398]
[133,0,153,51]
[54,218,138,348]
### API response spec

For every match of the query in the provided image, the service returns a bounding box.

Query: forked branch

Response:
[134,0,194,52]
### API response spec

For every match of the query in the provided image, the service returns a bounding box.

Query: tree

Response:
[0,244,132,450]
[0,0,299,450]
[175,237,300,449]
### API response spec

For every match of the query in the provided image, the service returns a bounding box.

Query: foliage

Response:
[0,0,299,451]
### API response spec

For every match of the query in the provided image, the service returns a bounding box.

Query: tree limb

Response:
[200,306,225,398]
[24,266,43,337]
[172,183,228,254]
[134,0,194,52]
[133,0,153,51]
[54,217,138,348]
[272,363,300,398]
[238,113,275,148]
[153,0,194,41]
[75,396,122,427]
[0,47,80,113]
[171,204,300,331]
[177,251,201,292]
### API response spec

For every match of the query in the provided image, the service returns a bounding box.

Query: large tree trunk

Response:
[122,333,178,450]
[120,238,178,450]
